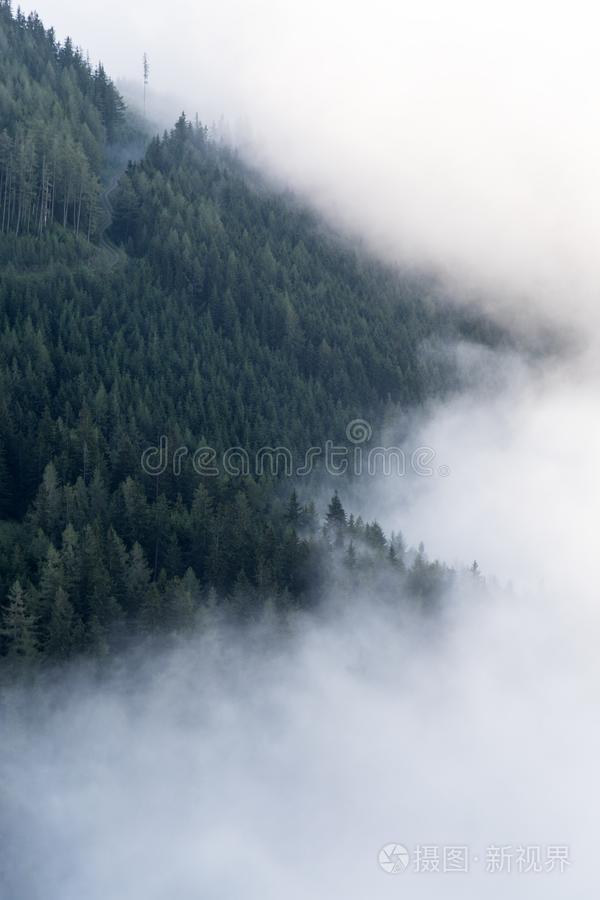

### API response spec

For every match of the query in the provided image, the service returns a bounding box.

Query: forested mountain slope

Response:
[0,4,491,666]
[0,0,124,240]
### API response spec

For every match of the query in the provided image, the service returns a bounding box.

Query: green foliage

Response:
[0,1,125,240]
[0,10,494,667]
[0,578,37,660]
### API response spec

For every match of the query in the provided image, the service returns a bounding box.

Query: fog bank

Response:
[366,344,600,607]
[1,579,597,899]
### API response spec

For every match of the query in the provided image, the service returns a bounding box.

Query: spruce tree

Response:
[45,586,75,659]
[326,491,346,528]
[0,580,37,660]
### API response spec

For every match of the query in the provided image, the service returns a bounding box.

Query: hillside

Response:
[0,4,490,665]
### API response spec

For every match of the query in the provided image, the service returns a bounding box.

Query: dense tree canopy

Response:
[0,0,125,240]
[0,5,494,669]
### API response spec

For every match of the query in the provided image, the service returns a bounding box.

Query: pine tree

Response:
[197,585,221,632]
[0,440,12,517]
[285,489,303,526]
[34,462,63,539]
[229,569,254,621]
[167,569,197,632]
[344,540,357,570]
[38,544,65,619]
[326,491,346,528]
[365,521,387,551]
[0,580,37,660]
[105,526,129,609]
[86,614,109,657]
[303,501,318,535]
[60,522,80,601]
[388,543,404,571]
[126,542,151,616]
[139,583,164,633]
[45,586,75,658]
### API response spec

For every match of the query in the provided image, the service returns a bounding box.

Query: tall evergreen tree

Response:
[0,579,37,660]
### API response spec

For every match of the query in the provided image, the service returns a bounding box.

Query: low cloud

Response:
[1,571,597,898]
